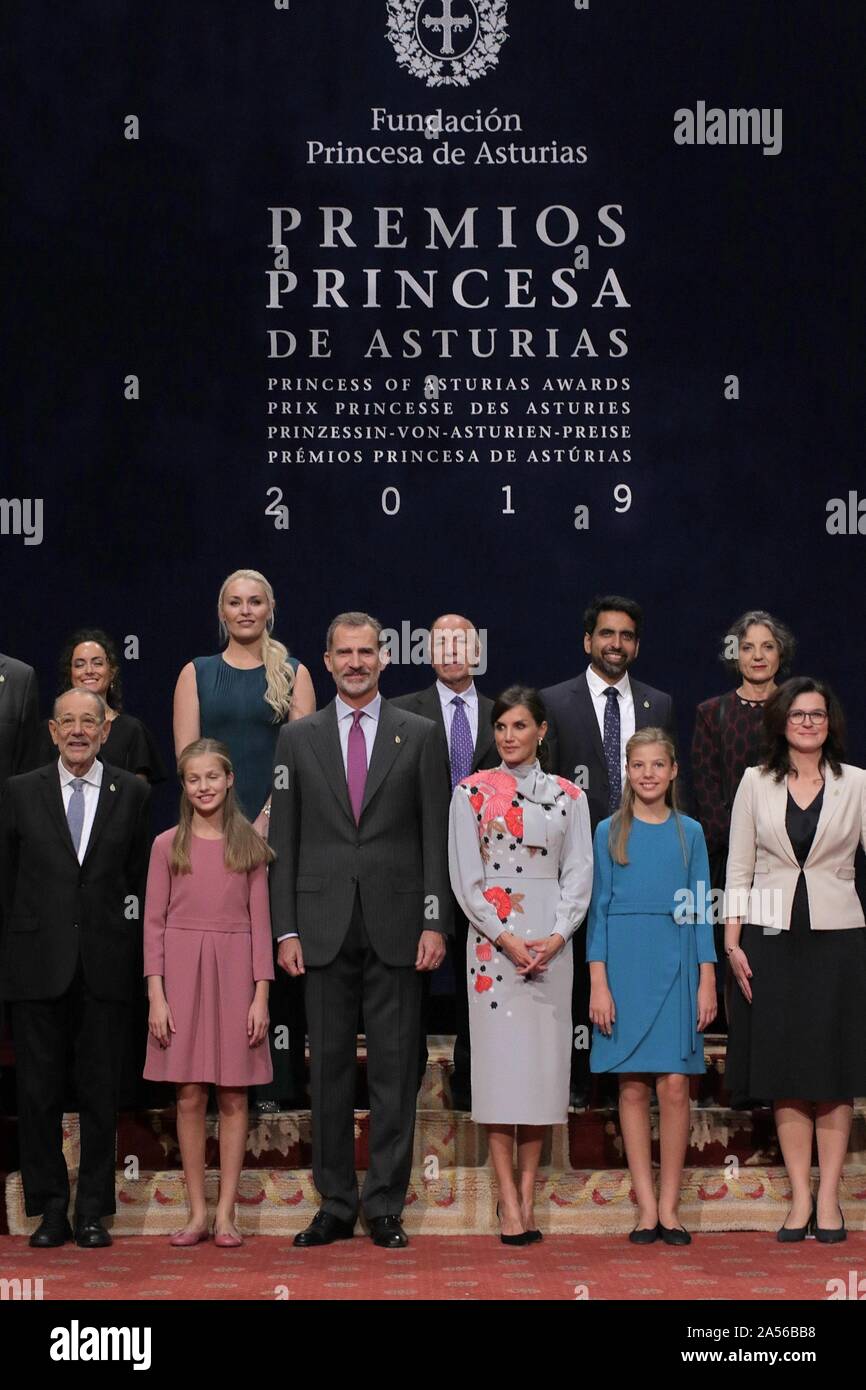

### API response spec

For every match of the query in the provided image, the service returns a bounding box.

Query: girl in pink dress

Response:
[144,738,274,1248]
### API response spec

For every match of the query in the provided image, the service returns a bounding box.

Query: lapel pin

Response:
[395,735,402,744]
[0,675,5,683]
[109,783,116,792]
[643,699,650,708]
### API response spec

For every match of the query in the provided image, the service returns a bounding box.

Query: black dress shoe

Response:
[658,1222,691,1246]
[74,1218,112,1248]
[30,1214,73,1248]
[813,1205,847,1244]
[369,1215,409,1248]
[777,1200,815,1244]
[294,1210,355,1247]
[629,1223,660,1245]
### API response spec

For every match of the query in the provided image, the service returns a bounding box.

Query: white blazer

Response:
[725,763,866,932]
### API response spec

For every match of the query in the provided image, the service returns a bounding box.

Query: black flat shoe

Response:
[814,1205,847,1244]
[293,1210,355,1247]
[658,1222,691,1246]
[30,1215,73,1248]
[74,1218,112,1248]
[629,1223,660,1245]
[777,1200,815,1243]
[369,1215,408,1248]
[525,1228,543,1243]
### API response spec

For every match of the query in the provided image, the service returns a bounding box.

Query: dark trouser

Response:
[570,931,591,1091]
[252,942,307,1106]
[304,895,422,1225]
[12,961,125,1220]
[416,912,471,1101]
[450,913,471,1098]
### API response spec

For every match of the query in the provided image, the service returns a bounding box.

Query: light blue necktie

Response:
[66,777,86,853]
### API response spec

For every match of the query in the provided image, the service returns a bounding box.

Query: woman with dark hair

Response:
[690,610,794,1018]
[725,677,866,1243]
[37,628,167,782]
[448,686,593,1243]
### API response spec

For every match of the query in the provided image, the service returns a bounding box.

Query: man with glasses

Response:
[0,688,150,1248]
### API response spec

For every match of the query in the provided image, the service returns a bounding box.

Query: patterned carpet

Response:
[0,1232,859,1301]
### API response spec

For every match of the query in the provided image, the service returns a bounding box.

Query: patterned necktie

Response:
[346,710,368,823]
[449,696,474,790]
[67,777,86,853]
[603,687,622,813]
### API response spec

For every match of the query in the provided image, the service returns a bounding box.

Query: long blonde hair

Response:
[171,738,275,875]
[217,568,295,722]
[608,727,687,867]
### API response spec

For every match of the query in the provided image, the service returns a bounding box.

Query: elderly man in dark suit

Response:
[0,688,150,1248]
[269,612,452,1248]
[542,595,678,1108]
[391,613,498,1109]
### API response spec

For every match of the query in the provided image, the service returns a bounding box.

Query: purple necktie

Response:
[449,696,474,790]
[347,709,368,823]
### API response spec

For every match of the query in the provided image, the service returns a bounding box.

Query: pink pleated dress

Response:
[143,829,274,1086]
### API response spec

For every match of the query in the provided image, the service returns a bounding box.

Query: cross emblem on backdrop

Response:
[422,0,473,56]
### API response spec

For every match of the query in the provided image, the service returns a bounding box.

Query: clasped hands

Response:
[495,929,565,977]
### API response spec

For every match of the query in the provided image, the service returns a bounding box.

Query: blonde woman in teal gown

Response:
[587,728,717,1245]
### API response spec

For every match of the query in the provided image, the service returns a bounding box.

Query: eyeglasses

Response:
[55,716,102,731]
[787,710,828,726]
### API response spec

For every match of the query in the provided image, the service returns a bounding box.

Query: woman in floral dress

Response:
[448,686,593,1242]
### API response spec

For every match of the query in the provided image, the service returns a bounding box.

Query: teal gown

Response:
[587,814,715,1074]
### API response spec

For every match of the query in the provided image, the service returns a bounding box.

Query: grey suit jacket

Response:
[268,697,453,967]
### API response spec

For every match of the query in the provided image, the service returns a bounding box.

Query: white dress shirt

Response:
[436,679,479,754]
[335,692,381,769]
[58,756,104,863]
[585,665,635,775]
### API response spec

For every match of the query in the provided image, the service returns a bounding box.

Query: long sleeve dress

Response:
[448,760,593,1124]
[587,814,715,1074]
[143,829,274,1086]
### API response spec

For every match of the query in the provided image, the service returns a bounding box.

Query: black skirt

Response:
[725,917,866,1103]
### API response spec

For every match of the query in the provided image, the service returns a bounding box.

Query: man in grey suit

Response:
[391,613,498,1108]
[269,612,453,1248]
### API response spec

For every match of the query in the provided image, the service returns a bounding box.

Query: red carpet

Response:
[1,1232,859,1300]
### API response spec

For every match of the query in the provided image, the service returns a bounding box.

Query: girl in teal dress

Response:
[587,728,717,1244]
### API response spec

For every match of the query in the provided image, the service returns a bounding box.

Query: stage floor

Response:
[0,1231,859,1301]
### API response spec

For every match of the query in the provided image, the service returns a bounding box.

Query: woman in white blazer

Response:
[724,678,866,1245]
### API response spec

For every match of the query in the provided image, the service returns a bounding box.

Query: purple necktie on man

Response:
[449,695,474,791]
[347,709,368,822]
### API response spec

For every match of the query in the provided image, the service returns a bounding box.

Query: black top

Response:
[785,784,824,932]
[36,711,168,784]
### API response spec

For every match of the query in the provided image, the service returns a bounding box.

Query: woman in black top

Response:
[37,628,167,783]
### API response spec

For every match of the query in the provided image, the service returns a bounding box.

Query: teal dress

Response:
[587,814,715,1074]
[194,654,299,818]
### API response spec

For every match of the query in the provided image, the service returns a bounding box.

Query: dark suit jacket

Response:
[0,653,40,785]
[389,683,498,778]
[542,672,677,832]
[0,760,151,1001]
[268,698,453,968]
